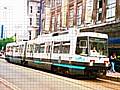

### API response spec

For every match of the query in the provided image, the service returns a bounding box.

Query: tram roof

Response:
[6,42,17,46]
[32,31,108,44]
[77,32,108,39]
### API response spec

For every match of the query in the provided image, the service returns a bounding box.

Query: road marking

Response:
[0,78,21,90]
[97,78,120,85]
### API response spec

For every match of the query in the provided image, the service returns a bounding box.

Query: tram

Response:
[5,29,109,78]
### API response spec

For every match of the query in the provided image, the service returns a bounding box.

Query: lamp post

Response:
[1,25,4,38]
[2,7,7,39]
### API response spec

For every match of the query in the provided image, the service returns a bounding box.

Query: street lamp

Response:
[2,7,7,39]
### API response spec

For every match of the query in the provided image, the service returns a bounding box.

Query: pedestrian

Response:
[109,52,116,73]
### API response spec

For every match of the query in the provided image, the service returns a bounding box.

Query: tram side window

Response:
[11,47,13,52]
[62,45,70,53]
[30,44,34,53]
[34,44,45,53]
[53,41,70,54]
[19,45,23,53]
[27,45,30,52]
[53,46,60,53]
[75,37,88,55]
[61,41,70,54]
[35,44,40,53]
[27,44,34,53]
[89,37,108,56]
[46,45,51,53]
[53,42,60,53]
[6,46,10,52]
[46,42,51,53]
[15,46,19,52]
[39,43,45,53]
[39,47,44,53]
[19,45,24,53]
[79,40,88,55]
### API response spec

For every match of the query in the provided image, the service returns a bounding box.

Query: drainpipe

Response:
[39,0,43,35]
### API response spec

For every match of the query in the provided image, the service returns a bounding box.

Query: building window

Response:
[97,0,103,22]
[29,31,31,40]
[57,14,60,30]
[30,18,32,25]
[36,17,39,26]
[51,16,55,32]
[69,7,74,27]
[56,0,62,5]
[106,0,116,20]
[98,12,102,21]
[99,0,102,8]
[35,29,39,38]
[37,6,40,13]
[42,19,45,31]
[42,2,45,14]
[77,3,82,26]
[30,6,32,13]
[51,0,55,8]
[85,0,94,24]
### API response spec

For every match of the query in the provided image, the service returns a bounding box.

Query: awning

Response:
[108,38,120,44]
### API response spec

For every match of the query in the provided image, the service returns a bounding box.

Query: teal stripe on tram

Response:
[53,63,86,70]
[34,60,41,64]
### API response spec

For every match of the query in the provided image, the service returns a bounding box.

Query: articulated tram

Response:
[5,30,109,78]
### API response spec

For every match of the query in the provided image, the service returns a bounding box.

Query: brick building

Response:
[27,0,120,54]
[44,0,120,55]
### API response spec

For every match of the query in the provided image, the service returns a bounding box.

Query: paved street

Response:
[0,82,12,90]
[0,59,120,90]
[106,71,120,78]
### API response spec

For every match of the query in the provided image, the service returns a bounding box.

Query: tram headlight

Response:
[104,61,109,67]
[89,60,95,66]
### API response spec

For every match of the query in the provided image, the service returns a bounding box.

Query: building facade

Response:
[43,0,120,54]
[46,0,119,32]
[28,0,120,54]
[27,0,45,40]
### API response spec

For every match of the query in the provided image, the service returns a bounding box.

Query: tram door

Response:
[46,42,52,62]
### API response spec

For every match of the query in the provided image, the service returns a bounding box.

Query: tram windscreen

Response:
[75,37,88,56]
[89,37,108,57]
